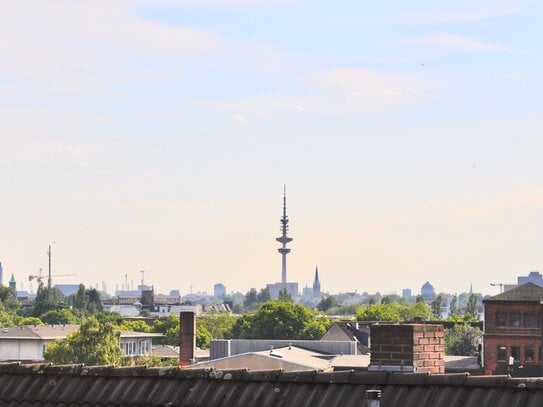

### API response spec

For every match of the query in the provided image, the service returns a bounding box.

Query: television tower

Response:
[276,185,293,284]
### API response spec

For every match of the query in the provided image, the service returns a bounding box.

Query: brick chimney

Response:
[368,324,445,374]
[179,311,196,366]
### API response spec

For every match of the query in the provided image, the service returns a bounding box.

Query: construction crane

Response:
[29,268,76,284]
[490,283,504,293]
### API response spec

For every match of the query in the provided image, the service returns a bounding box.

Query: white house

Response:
[0,325,163,362]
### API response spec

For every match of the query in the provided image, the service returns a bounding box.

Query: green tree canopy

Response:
[445,324,482,356]
[44,316,122,365]
[152,314,180,345]
[40,309,78,325]
[317,296,338,312]
[232,301,330,340]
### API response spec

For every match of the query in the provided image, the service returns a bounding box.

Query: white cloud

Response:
[399,33,511,52]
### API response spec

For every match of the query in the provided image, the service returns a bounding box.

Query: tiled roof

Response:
[0,363,542,406]
[485,282,543,301]
[0,325,79,340]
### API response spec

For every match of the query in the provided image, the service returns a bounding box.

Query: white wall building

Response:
[0,325,163,362]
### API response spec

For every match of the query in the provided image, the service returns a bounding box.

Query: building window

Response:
[497,346,507,362]
[526,347,535,362]
[510,313,521,328]
[511,346,520,361]
[524,313,538,328]
[496,313,507,327]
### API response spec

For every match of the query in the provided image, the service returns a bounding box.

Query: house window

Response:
[496,313,507,327]
[511,346,521,361]
[526,347,535,362]
[510,313,521,328]
[497,346,507,362]
[524,313,538,328]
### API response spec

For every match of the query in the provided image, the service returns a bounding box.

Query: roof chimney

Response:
[179,311,196,366]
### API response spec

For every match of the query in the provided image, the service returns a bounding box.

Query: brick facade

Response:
[483,300,542,375]
[179,311,196,366]
[370,324,445,374]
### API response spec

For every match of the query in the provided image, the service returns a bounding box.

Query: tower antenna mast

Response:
[276,185,293,285]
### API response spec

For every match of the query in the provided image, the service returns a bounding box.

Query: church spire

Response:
[313,265,321,295]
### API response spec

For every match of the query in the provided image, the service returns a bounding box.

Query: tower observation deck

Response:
[276,185,292,284]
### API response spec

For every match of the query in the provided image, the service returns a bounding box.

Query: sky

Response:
[1,0,543,297]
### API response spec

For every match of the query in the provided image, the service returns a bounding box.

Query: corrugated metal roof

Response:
[0,363,542,406]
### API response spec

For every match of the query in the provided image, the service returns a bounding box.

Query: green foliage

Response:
[152,314,179,345]
[196,325,213,348]
[0,286,20,313]
[277,288,293,303]
[40,309,78,325]
[117,320,152,332]
[232,301,330,340]
[317,296,338,312]
[18,317,44,326]
[356,303,401,321]
[198,311,236,340]
[449,295,458,316]
[466,294,479,319]
[257,288,271,303]
[243,288,259,310]
[0,310,18,327]
[431,294,443,319]
[356,301,433,322]
[31,284,67,317]
[44,316,122,365]
[445,324,482,356]
[68,284,103,316]
[324,304,360,316]
[95,311,122,325]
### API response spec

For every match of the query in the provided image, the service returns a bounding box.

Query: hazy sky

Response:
[1,0,543,297]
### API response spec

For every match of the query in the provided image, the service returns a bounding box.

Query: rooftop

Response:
[485,282,543,302]
[0,363,540,406]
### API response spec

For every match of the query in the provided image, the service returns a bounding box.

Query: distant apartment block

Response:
[421,281,436,300]
[214,283,226,299]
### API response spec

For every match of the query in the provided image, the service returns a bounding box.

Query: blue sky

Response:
[1,0,543,296]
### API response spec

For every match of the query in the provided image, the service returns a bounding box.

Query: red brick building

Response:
[483,283,543,376]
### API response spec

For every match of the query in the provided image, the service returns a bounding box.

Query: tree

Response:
[431,294,443,319]
[44,316,122,365]
[243,288,259,310]
[400,301,433,321]
[117,320,151,333]
[31,284,66,317]
[445,324,482,356]
[197,311,236,341]
[232,301,330,340]
[449,295,458,316]
[0,286,20,313]
[277,288,293,303]
[196,325,213,348]
[41,309,78,325]
[356,303,402,321]
[257,288,271,303]
[152,314,179,345]
[317,296,338,312]
[466,294,478,319]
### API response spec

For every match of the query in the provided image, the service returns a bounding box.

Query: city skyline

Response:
[1,1,543,296]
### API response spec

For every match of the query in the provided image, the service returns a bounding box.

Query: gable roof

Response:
[320,322,370,354]
[0,363,541,406]
[486,282,543,302]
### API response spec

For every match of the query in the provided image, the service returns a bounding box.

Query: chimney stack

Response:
[179,311,196,366]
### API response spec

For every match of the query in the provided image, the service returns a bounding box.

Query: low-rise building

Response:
[483,282,543,376]
[0,325,163,362]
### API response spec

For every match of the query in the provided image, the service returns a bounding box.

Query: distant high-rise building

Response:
[402,288,412,299]
[313,266,321,296]
[0,262,3,286]
[214,283,226,299]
